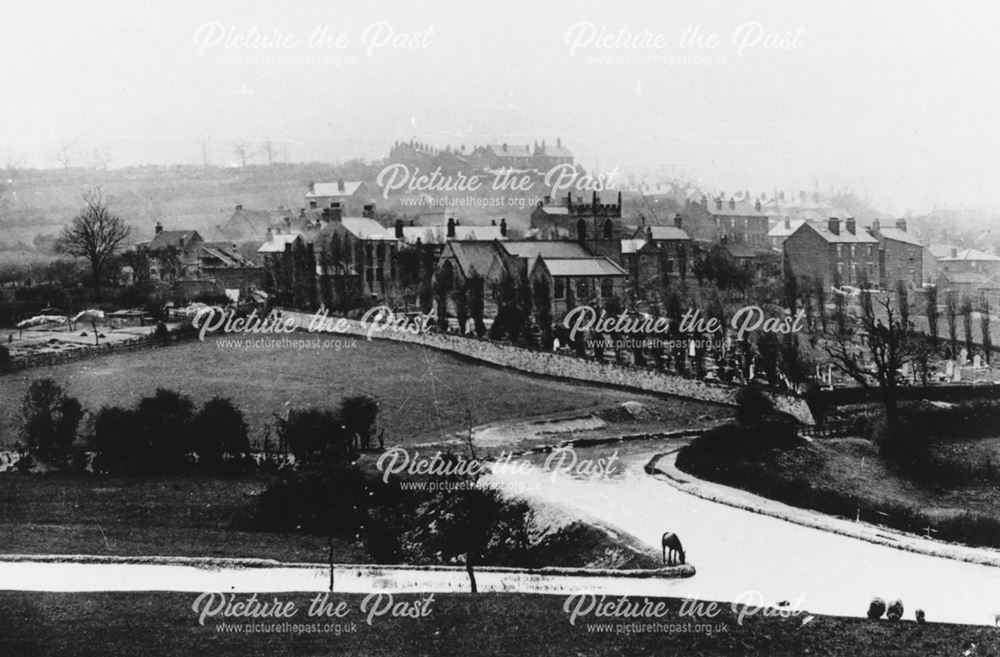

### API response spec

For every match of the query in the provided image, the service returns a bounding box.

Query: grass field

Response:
[0,473,361,563]
[0,333,719,447]
[0,591,993,656]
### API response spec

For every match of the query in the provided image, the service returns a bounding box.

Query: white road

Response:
[488,447,1000,626]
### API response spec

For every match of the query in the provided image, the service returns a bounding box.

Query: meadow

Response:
[0,333,700,447]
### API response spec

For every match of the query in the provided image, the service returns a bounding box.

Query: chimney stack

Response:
[784,216,790,230]
[394,219,404,239]
[155,221,163,235]
[872,218,881,233]
[447,217,456,239]
[755,198,762,212]
[337,178,345,192]
[363,203,375,218]
[235,204,243,212]
[674,213,682,229]
[951,247,958,258]
[845,217,856,235]
[728,197,736,210]
[716,197,723,210]
[895,218,907,232]
[500,218,508,237]
[828,217,841,236]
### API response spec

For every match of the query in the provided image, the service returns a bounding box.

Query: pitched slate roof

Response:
[768,219,806,237]
[341,217,394,240]
[939,247,1000,262]
[488,144,531,158]
[928,244,959,259]
[500,240,591,259]
[637,226,690,241]
[256,233,302,253]
[796,222,878,244]
[443,241,503,279]
[400,224,505,245]
[541,257,627,277]
[878,227,922,247]
[705,199,768,217]
[147,230,201,251]
[199,243,253,267]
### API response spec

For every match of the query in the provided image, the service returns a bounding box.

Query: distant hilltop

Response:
[387,138,573,172]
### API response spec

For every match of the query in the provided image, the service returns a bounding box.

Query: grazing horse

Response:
[661,532,685,566]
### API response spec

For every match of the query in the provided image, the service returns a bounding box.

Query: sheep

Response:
[886,599,904,622]
[867,597,886,620]
[915,609,925,624]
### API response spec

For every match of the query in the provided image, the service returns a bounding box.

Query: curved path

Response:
[487,443,1000,626]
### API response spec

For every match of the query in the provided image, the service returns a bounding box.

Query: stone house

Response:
[869,218,923,288]
[783,217,880,290]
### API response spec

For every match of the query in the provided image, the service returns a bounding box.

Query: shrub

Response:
[90,388,196,475]
[277,408,355,466]
[734,387,775,426]
[20,379,84,466]
[339,395,378,451]
[190,397,250,472]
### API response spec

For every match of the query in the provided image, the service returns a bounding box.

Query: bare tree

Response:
[945,291,958,358]
[261,138,276,167]
[981,298,992,365]
[55,189,131,298]
[925,284,939,351]
[232,141,250,168]
[962,295,974,355]
[825,292,923,434]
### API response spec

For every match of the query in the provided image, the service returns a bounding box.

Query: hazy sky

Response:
[3,0,1000,214]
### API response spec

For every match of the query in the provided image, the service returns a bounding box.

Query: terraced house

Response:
[783,217,880,289]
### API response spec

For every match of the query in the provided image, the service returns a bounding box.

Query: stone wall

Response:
[281,309,816,425]
[4,332,198,374]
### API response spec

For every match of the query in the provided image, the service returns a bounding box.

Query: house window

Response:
[850,245,856,258]
[601,278,614,298]
[869,245,875,257]
[836,244,843,257]
[554,278,565,299]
